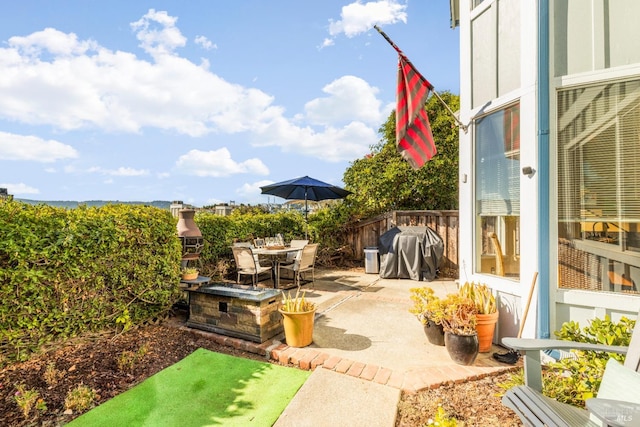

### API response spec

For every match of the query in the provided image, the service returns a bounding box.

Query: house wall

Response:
[458,0,640,341]
[459,0,540,341]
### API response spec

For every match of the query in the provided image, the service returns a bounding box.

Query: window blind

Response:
[558,79,640,224]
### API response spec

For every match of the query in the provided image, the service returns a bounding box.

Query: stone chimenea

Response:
[176,209,204,262]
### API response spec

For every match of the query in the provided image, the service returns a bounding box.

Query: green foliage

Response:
[343,91,460,218]
[543,315,635,406]
[196,208,353,277]
[409,287,447,326]
[428,405,459,426]
[459,281,497,314]
[306,205,353,251]
[115,308,133,333]
[196,210,308,278]
[499,315,636,408]
[0,198,351,363]
[0,200,182,363]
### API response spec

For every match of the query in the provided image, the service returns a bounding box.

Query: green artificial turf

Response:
[68,348,310,427]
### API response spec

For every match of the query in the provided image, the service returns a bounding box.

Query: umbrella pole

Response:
[304,190,308,239]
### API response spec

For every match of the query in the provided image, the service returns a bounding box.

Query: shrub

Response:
[117,343,149,372]
[14,384,47,419]
[44,362,64,386]
[0,200,182,363]
[64,384,96,412]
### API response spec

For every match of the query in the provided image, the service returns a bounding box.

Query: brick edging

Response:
[178,324,520,393]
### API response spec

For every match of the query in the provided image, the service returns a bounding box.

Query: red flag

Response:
[396,55,436,169]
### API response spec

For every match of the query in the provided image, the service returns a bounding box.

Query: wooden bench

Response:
[501,309,640,427]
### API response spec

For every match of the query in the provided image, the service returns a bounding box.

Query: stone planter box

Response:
[186,285,283,343]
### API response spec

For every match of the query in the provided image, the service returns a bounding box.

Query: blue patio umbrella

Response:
[260,176,351,236]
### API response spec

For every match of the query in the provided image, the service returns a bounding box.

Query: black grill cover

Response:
[378,226,444,281]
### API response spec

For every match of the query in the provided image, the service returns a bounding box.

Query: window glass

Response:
[557,79,640,294]
[475,103,520,278]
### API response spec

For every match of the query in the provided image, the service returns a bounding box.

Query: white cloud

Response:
[86,166,150,176]
[110,167,150,176]
[195,35,216,50]
[236,179,274,201]
[175,148,269,177]
[0,9,388,164]
[252,116,376,162]
[0,131,78,162]
[130,9,186,58]
[319,38,334,49]
[304,75,387,125]
[0,182,39,195]
[205,197,225,205]
[8,27,98,57]
[0,23,282,136]
[325,0,407,45]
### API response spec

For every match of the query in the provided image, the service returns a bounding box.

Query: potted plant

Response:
[409,287,446,346]
[459,281,499,353]
[181,266,199,281]
[440,294,479,365]
[278,289,317,347]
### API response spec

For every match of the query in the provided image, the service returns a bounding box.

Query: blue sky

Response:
[0,1,459,206]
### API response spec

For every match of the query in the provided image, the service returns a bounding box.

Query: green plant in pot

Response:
[181,266,199,281]
[459,281,499,353]
[279,289,317,348]
[440,293,479,366]
[409,287,446,346]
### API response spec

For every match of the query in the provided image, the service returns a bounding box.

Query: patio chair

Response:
[501,307,640,426]
[231,246,273,288]
[489,232,505,276]
[282,239,309,265]
[277,243,318,289]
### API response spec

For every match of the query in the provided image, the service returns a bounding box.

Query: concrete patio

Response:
[179,267,518,392]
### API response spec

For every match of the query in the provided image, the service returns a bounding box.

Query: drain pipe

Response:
[537,0,551,339]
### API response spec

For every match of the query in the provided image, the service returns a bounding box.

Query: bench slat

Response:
[503,386,599,427]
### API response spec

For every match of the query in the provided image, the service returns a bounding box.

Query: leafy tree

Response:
[343,91,460,219]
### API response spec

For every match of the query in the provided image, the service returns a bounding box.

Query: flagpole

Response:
[373,25,468,133]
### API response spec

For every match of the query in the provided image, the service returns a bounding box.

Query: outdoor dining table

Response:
[253,246,301,288]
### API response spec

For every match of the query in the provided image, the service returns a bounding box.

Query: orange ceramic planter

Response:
[476,311,499,353]
[279,308,316,347]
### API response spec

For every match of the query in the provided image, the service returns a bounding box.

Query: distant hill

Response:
[15,199,172,209]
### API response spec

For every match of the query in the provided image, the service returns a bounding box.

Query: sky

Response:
[0,0,459,207]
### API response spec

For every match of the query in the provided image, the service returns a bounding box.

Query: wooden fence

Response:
[345,210,459,278]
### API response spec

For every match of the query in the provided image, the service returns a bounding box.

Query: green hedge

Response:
[195,210,308,277]
[0,200,352,363]
[0,200,182,363]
